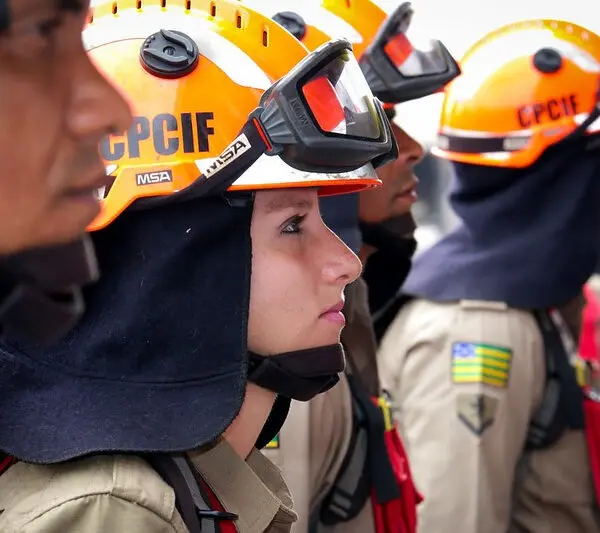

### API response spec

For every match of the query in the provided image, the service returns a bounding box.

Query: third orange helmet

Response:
[433,19,600,168]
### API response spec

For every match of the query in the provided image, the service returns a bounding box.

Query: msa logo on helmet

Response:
[201,134,251,178]
[517,94,579,128]
[135,169,174,186]
[100,113,215,162]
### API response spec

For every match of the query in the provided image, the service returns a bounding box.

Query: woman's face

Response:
[248,188,362,355]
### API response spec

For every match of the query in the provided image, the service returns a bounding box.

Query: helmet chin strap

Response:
[255,396,291,450]
[249,343,347,449]
[247,343,346,402]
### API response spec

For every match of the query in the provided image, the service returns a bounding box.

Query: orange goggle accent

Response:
[302,77,346,134]
[384,33,414,69]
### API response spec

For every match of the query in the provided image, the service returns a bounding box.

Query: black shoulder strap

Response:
[317,376,371,526]
[373,293,414,343]
[145,454,238,533]
[527,310,585,450]
[317,375,400,527]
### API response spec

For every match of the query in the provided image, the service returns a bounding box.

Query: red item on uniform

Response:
[0,454,14,475]
[370,413,423,533]
[583,396,600,508]
[201,478,238,533]
[580,285,600,363]
[579,286,600,507]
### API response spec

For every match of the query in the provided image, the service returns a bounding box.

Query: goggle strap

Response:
[373,2,413,50]
[561,102,600,147]
[171,120,268,202]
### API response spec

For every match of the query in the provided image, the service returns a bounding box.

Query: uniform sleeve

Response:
[18,494,183,533]
[377,299,546,533]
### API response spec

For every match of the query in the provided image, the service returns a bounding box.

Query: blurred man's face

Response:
[0,0,131,254]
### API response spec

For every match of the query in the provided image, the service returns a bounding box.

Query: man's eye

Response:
[37,16,63,36]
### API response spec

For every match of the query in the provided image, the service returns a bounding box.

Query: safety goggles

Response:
[192,37,396,190]
[99,39,394,197]
[359,2,460,104]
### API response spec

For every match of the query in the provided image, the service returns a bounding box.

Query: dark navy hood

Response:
[404,139,600,309]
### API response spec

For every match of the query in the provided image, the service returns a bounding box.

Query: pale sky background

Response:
[373,0,600,143]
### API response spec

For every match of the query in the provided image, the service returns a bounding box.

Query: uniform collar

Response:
[188,438,297,533]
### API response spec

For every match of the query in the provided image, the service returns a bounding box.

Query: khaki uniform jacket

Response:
[378,297,600,533]
[0,438,297,533]
[266,278,380,533]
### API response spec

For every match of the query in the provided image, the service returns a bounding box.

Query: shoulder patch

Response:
[452,342,512,388]
[456,393,499,435]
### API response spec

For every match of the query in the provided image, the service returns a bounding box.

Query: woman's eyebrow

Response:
[265,194,313,214]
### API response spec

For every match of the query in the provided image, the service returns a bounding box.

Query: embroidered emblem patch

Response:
[452,342,512,388]
[456,393,499,435]
[266,434,280,449]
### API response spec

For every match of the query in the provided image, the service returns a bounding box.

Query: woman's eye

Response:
[281,214,307,235]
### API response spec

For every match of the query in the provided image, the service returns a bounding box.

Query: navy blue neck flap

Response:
[0,196,252,462]
[404,139,600,309]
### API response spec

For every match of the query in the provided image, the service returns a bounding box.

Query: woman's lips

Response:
[320,300,346,326]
